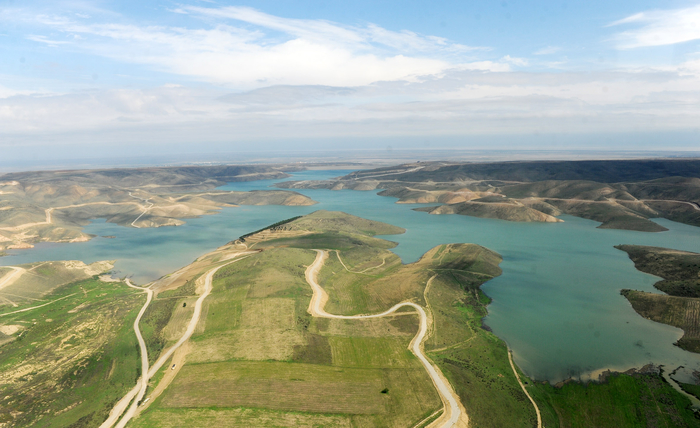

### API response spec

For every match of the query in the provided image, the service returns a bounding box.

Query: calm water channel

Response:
[3,169,700,383]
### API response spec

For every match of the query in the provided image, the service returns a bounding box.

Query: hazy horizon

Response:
[2,1,700,160]
[1,147,699,174]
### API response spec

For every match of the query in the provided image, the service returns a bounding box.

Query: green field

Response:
[0,275,143,427]
[135,214,463,427]
[531,371,700,427]
[134,214,543,427]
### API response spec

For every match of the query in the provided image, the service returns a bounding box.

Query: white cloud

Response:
[19,6,502,88]
[177,6,486,54]
[609,4,700,49]
[501,55,528,67]
[26,35,70,46]
[534,46,561,55]
[3,68,700,145]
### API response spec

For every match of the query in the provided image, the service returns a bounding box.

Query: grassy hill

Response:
[128,211,700,428]
[133,211,553,428]
[0,267,143,427]
[4,210,697,427]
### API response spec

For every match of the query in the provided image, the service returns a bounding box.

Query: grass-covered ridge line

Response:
[239,215,302,241]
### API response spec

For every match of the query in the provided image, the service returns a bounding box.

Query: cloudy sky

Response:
[1,0,700,162]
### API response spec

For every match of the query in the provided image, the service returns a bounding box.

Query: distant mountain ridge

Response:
[342,159,700,183]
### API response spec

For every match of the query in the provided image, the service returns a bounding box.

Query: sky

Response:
[1,0,700,163]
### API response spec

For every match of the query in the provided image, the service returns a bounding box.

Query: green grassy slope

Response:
[0,277,142,427]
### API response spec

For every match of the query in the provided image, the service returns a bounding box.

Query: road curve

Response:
[128,192,154,228]
[640,199,700,212]
[102,252,255,428]
[508,349,542,428]
[115,280,154,428]
[100,280,153,428]
[305,250,467,428]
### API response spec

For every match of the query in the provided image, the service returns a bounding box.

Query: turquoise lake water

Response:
[3,169,700,383]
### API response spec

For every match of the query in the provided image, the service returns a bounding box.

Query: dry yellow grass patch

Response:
[245,268,299,298]
[189,298,305,363]
[161,296,197,341]
[314,315,417,338]
[234,298,304,360]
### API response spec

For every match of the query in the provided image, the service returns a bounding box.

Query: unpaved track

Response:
[305,250,468,428]
[508,349,542,428]
[0,292,78,316]
[128,193,154,228]
[640,199,700,211]
[0,267,25,292]
[334,250,386,274]
[351,166,424,179]
[100,280,153,428]
[102,252,255,428]
[117,279,153,428]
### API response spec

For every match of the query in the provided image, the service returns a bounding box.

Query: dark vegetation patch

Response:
[141,298,178,364]
[679,382,700,401]
[239,216,302,241]
[617,245,700,297]
[621,289,700,354]
[530,371,700,428]
[645,201,700,228]
[292,334,332,365]
[597,215,668,232]
[263,231,396,251]
[388,315,420,335]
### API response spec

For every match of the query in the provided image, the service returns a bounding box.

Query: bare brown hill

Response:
[416,200,562,223]
[0,165,316,252]
[277,160,700,231]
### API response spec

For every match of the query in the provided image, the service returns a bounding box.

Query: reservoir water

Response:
[3,169,700,383]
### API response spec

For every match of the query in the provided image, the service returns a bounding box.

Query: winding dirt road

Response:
[128,193,154,228]
[305,250,468,428]
[640,199,700,211]
[101,252,255,428]
[115,279,154,428]
[334,250,386,274]
[508,349,542,428]
[0,292,78,317]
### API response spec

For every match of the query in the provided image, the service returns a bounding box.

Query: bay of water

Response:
[3,169,700,382]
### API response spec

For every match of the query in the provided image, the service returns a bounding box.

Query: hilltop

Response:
[0,164,316,252]
[277,159,700,231]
